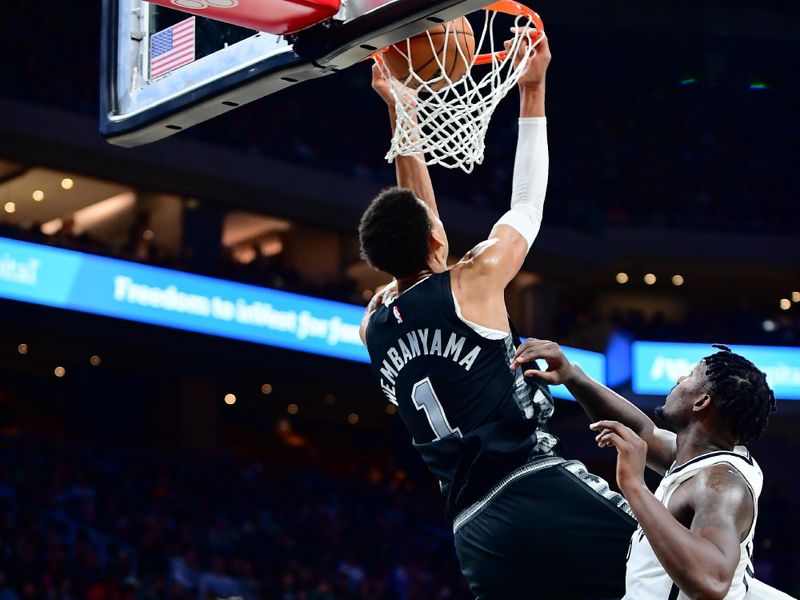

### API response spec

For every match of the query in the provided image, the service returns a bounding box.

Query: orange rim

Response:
[371,1,544,65]
[473,1,544,66]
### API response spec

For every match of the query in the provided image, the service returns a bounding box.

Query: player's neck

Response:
[396,269,436,293]
[395,262,448,293]
[673,422,736,467]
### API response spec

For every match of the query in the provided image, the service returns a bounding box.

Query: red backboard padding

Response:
[144,0,341,35]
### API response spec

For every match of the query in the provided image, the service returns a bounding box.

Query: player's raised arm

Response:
[463,33,551,289]
[359,65,439,344]
[511,339,677,474]
[371,63,438,218]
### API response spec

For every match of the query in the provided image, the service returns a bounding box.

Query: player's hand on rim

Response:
[509,338,574,384]
[504,26,551,88]
[590,420,648,492]
[371,62,417,109]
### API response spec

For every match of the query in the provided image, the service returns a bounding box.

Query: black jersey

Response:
[365,271,558,519]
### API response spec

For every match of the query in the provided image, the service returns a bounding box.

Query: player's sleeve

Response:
[493,117,548,250]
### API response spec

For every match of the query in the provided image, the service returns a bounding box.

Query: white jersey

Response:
[624,447,762,600]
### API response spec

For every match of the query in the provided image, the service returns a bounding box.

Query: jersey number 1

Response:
[411,377,462,441]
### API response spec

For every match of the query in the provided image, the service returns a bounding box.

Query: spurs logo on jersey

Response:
[624,447,762,600]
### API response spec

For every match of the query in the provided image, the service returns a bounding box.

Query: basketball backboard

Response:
[100,0,493,147]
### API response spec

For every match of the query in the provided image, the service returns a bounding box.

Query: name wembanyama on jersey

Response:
[365,272,558,520]
[377,328,482,404]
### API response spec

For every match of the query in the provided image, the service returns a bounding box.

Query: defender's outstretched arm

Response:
[511,339,677,474]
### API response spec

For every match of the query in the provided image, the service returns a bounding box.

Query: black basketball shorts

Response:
[453,458,636,600]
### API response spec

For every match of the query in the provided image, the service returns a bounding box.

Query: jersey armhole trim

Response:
[450,287,510,340]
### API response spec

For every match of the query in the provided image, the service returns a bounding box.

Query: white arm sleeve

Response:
[494,117,549,251]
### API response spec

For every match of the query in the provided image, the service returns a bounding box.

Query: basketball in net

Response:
[382,17,476,92]
[375,1,544,173]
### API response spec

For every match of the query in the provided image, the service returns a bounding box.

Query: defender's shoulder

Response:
[691,464,752,500]
[687,463,754,532]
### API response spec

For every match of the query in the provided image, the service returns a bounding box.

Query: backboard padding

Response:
[100,0,495,147]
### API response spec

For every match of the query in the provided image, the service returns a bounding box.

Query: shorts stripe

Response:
[453,456,565,533]
[453,457,634,533]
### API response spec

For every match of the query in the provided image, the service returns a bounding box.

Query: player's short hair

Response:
[358,187,432,278]
[703,344,776,445]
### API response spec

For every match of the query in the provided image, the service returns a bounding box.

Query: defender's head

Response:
[358,187,448,278]
[656,345,776,445]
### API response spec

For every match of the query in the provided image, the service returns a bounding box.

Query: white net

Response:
[377,4,543,173]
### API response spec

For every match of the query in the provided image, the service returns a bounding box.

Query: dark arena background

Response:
[1,1,799,598]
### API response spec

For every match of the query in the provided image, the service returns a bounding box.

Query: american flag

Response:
[150,17,196,79]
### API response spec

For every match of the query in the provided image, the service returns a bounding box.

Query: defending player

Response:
[511,340,785,599]
[359,35,636,598]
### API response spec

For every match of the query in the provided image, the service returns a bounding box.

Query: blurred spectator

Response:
[0,437,471,599]
[0,434,796,598]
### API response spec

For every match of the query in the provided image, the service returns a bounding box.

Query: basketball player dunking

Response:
[359,35,636,598]
[511,340,789,599]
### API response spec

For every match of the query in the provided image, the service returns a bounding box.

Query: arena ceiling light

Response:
[40,219,63,236]
[68,192,137,234]
[222,211,291,247]
[0,169,129,222]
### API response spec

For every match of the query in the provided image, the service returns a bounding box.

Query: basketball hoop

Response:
[375,1,544,173]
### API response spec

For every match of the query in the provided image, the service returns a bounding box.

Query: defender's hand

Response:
[510,338,573,384]
[590,420,648,493]
[505,28,551,88]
